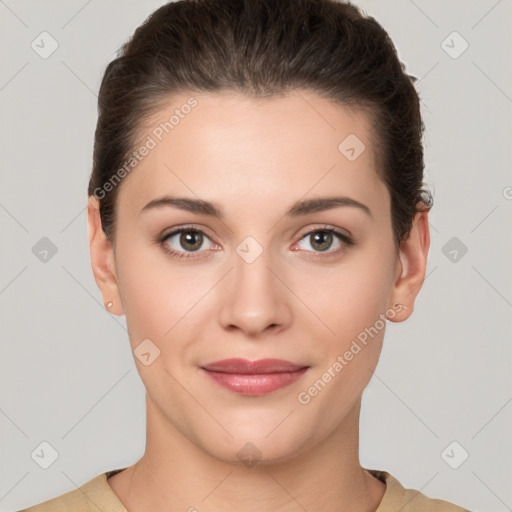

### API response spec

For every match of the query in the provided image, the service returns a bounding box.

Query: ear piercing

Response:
[385,302,408,320]
[103,299,409,314]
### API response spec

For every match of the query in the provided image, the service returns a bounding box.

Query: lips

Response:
[201,358,307,374]
[200,358,310,396]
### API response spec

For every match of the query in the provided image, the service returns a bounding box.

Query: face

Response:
[89,89,428,465]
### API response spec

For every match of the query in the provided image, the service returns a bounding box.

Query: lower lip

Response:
[201,367,309,396]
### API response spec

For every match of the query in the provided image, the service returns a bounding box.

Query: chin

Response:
[197,424,313,468]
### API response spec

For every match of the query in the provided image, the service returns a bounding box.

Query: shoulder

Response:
[367,468,473,512]
[17,470,127,512]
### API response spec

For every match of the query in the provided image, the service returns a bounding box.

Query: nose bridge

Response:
[219,234,289,334]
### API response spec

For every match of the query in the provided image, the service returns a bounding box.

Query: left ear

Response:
[388,207,431,322]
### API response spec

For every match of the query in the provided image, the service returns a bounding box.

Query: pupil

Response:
[312,231,332,252]
[181,231,202,251]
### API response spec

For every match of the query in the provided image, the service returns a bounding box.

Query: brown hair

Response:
[88,0,433,248]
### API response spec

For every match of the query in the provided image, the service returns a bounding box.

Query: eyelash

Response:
[158,225,355,260]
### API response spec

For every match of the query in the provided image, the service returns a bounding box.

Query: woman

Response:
[20,0,472,510]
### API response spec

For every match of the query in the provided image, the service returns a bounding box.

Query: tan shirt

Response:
[18,467,472,511]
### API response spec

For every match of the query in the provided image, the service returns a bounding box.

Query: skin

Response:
[88,89,430,512]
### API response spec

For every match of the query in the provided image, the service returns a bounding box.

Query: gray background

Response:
[1,1,511,511]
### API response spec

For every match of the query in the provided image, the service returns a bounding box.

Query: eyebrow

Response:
[139,195,372,219]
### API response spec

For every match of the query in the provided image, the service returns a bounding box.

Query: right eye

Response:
[160,227,218,259]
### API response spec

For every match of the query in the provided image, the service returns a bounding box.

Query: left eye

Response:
[294,228,352,254]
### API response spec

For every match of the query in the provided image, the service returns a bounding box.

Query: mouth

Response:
[200,358,310,396]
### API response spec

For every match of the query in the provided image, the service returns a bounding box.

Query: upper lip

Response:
[201,358,308,374]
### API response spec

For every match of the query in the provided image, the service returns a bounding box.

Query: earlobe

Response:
[387,208,431,323]
[87,196,124,316]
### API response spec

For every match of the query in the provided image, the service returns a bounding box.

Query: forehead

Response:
[117,90,390,221]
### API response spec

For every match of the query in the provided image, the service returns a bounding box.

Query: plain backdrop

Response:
[1,1,511,511]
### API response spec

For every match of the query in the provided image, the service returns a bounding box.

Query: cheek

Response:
[298,248,394,338]
[114,241,185,343]
[300,243,396,388]
[294,256,392,415]
[114,239,219,361]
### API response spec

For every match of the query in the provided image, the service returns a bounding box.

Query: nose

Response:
[218,248,292,337]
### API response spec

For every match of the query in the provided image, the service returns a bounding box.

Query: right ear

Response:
[87,196,124,316]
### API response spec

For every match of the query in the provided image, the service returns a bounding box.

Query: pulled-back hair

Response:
[88,0,433,248]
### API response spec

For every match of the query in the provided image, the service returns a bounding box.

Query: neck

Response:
[107,395,386,512]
